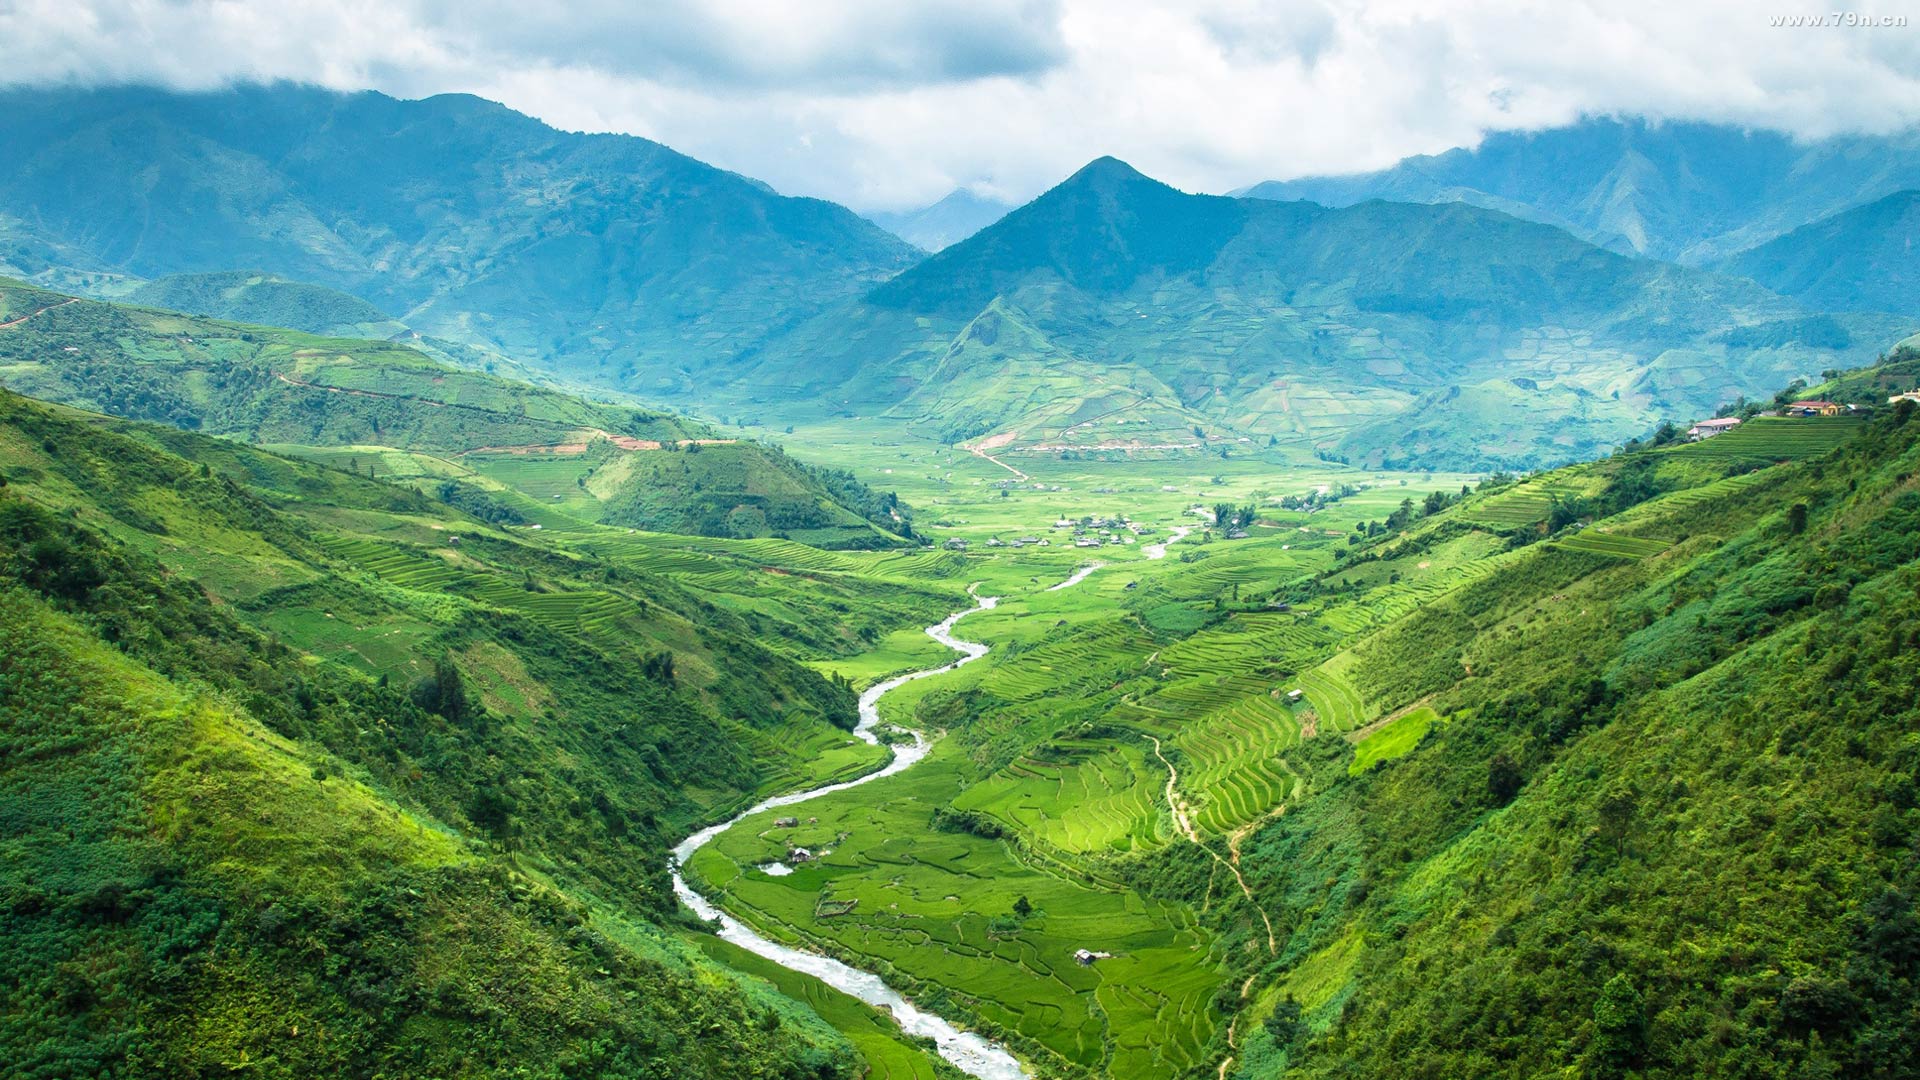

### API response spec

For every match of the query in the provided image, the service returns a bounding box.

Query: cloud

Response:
[2,0,1917,211]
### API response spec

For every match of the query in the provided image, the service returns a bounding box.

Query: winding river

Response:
[670,593,1030,1080]
[671,526,1191,1078]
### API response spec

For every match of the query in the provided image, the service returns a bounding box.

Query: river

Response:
[670,592,1029,1080]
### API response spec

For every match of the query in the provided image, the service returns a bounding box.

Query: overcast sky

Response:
[4,0,1919,211]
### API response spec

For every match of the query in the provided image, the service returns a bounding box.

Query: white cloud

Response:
[2,0,1917,211]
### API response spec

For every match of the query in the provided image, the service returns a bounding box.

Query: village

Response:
[943,514,1162,551]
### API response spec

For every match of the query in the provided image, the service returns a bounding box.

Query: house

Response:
[1226,528,1250,540]
[1888,390,1920,405]
[1073,949,1114,966]
[1787,400,1845,417]
[1687,417,1742,440]
[986,537,1005,547]
[943,538,970,551]
[788,848,814,864]
[774,816,799,828]
[1037,539,1052,547]
[1286,689,1304,703]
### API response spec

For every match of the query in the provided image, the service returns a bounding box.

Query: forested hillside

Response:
[1185,371,1920,1078]
[0,278,915,546]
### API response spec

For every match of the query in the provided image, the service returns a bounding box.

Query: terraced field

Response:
[1295,660,1372,733]
[1667,416,1864,461]
[1169,694,1303,834]
[954,740,1165,853]
[1458,477,1596,530]
[1553,530,1673,559]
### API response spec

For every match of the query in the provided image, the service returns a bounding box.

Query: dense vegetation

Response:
[0,392,925,1077]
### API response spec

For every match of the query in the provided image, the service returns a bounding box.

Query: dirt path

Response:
[1146,735,1278,956]
[0,297,79,329]
[969,445,1029,482]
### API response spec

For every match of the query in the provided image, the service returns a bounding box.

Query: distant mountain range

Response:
[1239,118,1920,265]
[1715,189,1920,317]
[746,157,1909,468]
[866,189,1015,251]
[1,87,1913,469]
[0,83,918,393]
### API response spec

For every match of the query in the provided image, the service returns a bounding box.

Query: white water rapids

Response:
[670,592,1029,1080]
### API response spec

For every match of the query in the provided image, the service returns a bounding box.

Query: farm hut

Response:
[943,538,970,551]
[774,816,799,828]
[1686,417,1742,440]
[1074,950,1114,966]
[788,848,814,864]
[1286,689,1304,703]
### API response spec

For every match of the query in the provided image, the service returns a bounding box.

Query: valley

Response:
[0,72,1916,1080]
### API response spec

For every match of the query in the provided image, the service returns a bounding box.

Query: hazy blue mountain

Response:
[0,83,921,392]
[1717,190,1920,316]
[748,157,1911,469]
[866,189,1015,251]
[1239,118,1920,264]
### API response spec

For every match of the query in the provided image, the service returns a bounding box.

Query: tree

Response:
[1488,752,1523,806]
[1264,995,1304,1046]
[1587,973,1646,1077]
[1788,502,1809,535]
[417,653,468,723]
[1012,895,1033,918]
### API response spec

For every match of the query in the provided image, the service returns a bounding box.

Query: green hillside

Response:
[1213,374,1920,1080]
[748,158,1909,470]
[129,269,410,337]
[0,387,997,1079]
[0,278,913,547]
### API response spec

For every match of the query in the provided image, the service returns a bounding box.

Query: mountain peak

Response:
[1062,155,1156,189]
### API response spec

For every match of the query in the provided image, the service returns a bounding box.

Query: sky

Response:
[3,0,1919,211]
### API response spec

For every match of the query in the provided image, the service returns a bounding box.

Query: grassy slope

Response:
[0,277,913,546]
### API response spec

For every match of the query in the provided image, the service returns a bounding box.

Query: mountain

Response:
[1717,190,1920,315]
[866,188,1016,251]
[129,269,408,337]
[0,83,921,392]
[0,278,915,546]
[1239,117,1920,264]
[746,157,1911,469]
